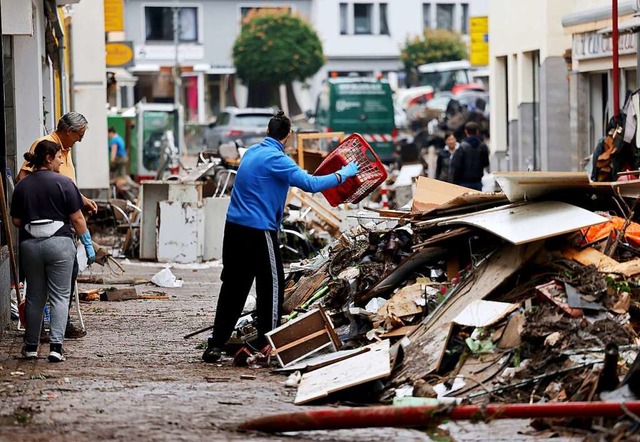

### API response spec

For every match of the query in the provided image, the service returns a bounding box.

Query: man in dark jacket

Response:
[451,121,489,190]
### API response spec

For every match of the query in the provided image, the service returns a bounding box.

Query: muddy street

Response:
[0,260,570,441]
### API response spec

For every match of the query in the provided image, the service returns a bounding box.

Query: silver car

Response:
[204,107,275,152]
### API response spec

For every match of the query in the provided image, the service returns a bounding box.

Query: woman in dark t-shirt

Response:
[10,140,96,362]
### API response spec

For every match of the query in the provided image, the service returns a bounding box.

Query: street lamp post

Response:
[173,5,181,110]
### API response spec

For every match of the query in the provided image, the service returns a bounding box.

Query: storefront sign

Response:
[106,41,134,67]
[104,0,124,33]
[573,30,636,60]
[136,44,205,61]
[470,16,489,66]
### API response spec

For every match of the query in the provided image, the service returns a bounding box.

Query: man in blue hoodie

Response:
[450,121,489,191]
[202,111,358,364]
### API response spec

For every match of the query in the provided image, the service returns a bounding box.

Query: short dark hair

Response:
[267,110,291,141]
[465,121,479,135]
[108,126,116,133]
[24,140,61,169]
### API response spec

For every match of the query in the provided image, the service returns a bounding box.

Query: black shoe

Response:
[21,344,38,360]
[202,339,222,363]
[65,322,86,339]
[48,344,65,363]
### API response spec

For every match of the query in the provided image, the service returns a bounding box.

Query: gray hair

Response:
[57,112,88,132]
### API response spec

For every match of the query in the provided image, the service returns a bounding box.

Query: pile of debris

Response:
[242,172,640,437]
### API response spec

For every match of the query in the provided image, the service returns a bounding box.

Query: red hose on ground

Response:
[239,402,640,433]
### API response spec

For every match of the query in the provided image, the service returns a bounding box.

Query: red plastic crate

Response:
[313,133,388,207]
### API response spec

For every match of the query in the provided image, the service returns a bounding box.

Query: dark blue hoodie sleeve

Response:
[270,154,340,192]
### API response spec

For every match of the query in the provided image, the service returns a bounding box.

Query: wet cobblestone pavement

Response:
[0,260,578,441]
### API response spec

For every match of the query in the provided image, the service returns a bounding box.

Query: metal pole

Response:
[173,5,181,110]
[613,0,620,114]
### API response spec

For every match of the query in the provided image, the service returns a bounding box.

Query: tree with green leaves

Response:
[401,29,467,86]
[233,10,325,109]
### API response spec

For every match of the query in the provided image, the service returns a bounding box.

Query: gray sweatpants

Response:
[21,236,76,346]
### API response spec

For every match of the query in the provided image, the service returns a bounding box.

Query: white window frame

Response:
[142,2,204,44]
[340,2,391,36]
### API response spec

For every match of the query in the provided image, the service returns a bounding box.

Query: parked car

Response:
[204,107,275,152]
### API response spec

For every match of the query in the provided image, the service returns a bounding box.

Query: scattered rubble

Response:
[235,173,640,438]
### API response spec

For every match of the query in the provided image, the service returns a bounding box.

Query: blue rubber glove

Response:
[336,161,359,184]
[79,231,96,265]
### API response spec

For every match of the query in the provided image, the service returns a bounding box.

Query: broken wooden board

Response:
[266,308,341,368]
[411,177,507,213]
[283,264,328,314]
[493,171,590,203]
[448,353,510,398]
[379,325,419,338]
[294,340,390,405]
[562,247,619,269]
[439,201,608,245]
[377,283,425,319]
[100,287,138,301]
[393,242,542,385]
[272,347,369,375]
[497,313,524,349]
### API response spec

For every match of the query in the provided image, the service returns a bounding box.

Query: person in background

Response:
[16,111,97,340]
[201,110,358,365]
[450,121,490,191]
[11,140,95,362]
[108,127,129,178]
[436,132,459,183]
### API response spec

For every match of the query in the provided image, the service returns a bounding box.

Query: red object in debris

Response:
[314,133,388,206]
[240,401,640,433]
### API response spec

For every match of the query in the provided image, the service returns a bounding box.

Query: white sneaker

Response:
[21,345,37,359]
[48,349,65,362]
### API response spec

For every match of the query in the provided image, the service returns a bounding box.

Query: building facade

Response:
[122,0,487,122]
[562,0,640,169]
[488,0,573,172]
[0,0,109,331]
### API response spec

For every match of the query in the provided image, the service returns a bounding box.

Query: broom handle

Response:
[0,172,21,304]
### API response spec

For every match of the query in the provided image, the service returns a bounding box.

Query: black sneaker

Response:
[64,323,86,339]
[48,344,65,363]
[202,339,222,363]
[21,344,38,360]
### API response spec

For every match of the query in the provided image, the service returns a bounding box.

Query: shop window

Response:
[354,3,373,34]
[423,4,431,30]
[436,4,454,30]
[145,6,199,42]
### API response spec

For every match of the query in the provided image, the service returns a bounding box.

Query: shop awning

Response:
[598,16,640,36]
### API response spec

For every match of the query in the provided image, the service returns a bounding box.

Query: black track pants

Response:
[211,221,284,350]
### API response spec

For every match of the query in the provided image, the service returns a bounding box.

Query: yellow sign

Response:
[469,16,489,66]
[106,41,134,67]
[104,0,124,33]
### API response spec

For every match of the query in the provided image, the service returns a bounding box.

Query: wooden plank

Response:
[561,247,619,269]
[282,266,328,314]
[393,242,542,385]
[379,325,419,338]
[294,340,390,405]
[271,330,327,355]
[602,258,640,276]
[272,348,370,374]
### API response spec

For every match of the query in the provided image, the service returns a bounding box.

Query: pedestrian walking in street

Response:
[202,110,358,365]
[450,121,490,191]
[108,126,129,178]
[435,132,459,183]
[16,111,97,339]
[11,140,95,362]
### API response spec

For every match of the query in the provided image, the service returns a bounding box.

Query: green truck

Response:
[314,78,397,163]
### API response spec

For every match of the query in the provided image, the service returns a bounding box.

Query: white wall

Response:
[14,1,45,162]
[70,0,110,191]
